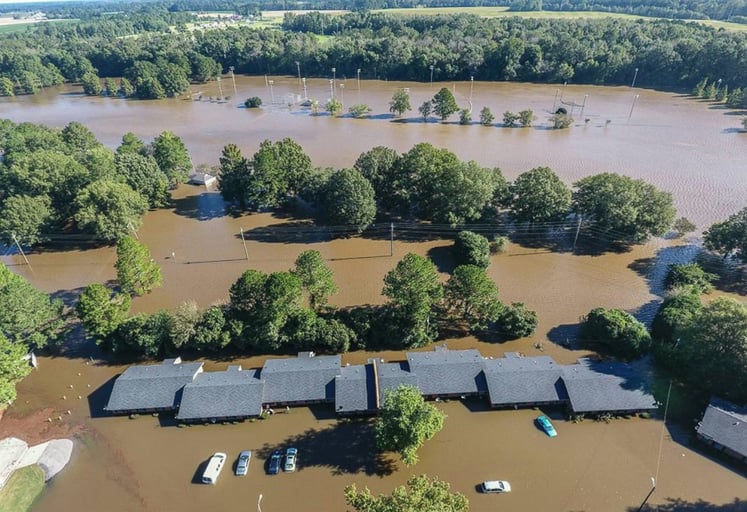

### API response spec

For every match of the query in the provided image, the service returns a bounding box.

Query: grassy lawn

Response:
[0,465,45,512]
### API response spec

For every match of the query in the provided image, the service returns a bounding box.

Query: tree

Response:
[115,152,170,208]
[665,263,716,293]
[495,302,538,339]
[326,98,343,116]
[579,307,651,360]
[432,87,458,121]
[244,96,262,108]
[115,236,163,296]
[190,306,231,352]
[348,104,371,118]
[151,131,192,185]
[453,231,491,269]
[74,180,148,241]
[672,217,696,237]
[62,121,100,154]
[76,283,131,340]
[105,311,172,357]
[693,77,708,97]
[389,88,411,117]
[375,385,445,466]
[320,168,376,232]
[294,250,338,311]
[117,132,146,156]
[119,78,134,98]
[509,167,571,225]
[217,143,251,208]
[0,195,53,247]
[479,106,494,126]
[519,109,535,127]
[573,173,676,243]
[742,117,747,131]
[0,332,33,406]
[104,77,118,96]
[250,138,312,208]
[459,108,471,125]
[382,254,443,348]
[345,475,468,512]
[418,101,432,121]
[704,207,747,262]
[0,77,14,97]
[503,111,518,127]
[550,112,573,129]
[80,72,102,96]
[354,146,401,205]
[0,262,64,349]
[169,300,200,350]
[650,286,702,344]
[444,265,502,331]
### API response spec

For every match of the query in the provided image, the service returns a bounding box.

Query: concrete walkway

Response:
[0,437,73,489]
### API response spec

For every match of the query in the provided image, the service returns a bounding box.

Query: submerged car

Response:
[235,450,252,476]
[268,450,283,475]
[536,415,558,437]
[481,480,511,494]
[284,447,298,472]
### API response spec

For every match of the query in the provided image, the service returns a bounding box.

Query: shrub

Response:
[244,96,262,108]
[453,231,490,268]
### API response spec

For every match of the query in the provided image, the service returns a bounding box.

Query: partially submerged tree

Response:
[444,265,501,332]
[509,167,571,225]
[453,231,491,269]
[389,88,411,117]
[115,236,163,296]
[294,250,338,311]
[579,307,651,360]
[345,475,468,512]
[704,207,747,262]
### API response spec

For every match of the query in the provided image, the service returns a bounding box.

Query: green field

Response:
[0,19,76,34]
[0,465,45,512]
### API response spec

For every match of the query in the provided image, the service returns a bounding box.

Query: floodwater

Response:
[1,77,746,511]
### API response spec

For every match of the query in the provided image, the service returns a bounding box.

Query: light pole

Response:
[715,78,723,96]
[631,67,639,88]
[628,94,639,120]
[257,494,263,512]
[637,477,656,512]
[429,65,434,87]
[339,83,344,109]
[229,66,237,97]
[329,79,334,100]
[357,68,361,92]
[295,61,301,89]
[217,76,223,100]
[331,67,336,92]
[302,77,307,101]
[470,75,474,102]
[268,80,274,104]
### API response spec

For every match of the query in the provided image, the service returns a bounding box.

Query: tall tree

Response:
[115,152,171,208]
[704,207,747,262]
[115,236,163,296]
[389,88,412,117]
[80,72,102,96]
[579,307,651,360]
[151,131,192,186]
[249,138,312,208]
[0,332,33,406]
[117,132,147,156]
[509,167,571,225]
[321,168,376,232]
[431,87,459,121]
[76,283,131,340]
[444,264,502,332]
[495,302,538,339]
[0,195,53,247]
[294,250,338,311]
[453,231,491,269]
[375,385,446,466]
[217,143,251,208]
[74,180,148,241]
[61,121,101,154]
[345,475,468,512]
[354,146,401,205]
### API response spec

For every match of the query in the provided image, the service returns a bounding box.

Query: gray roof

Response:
[334,364,377,414]
[561,359,657,413]
[376,361,419,401]
[483,355,566,406]
[176,366,264,420]
[261,353,341,403]
[406,348,486,396]
[105,360,203,412]
[697,398,747,458]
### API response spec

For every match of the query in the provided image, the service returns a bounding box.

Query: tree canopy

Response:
[115,236,163,296]
[579,307,651,360]
[453,231,491,269]
[703,207,747,262]
[444,264,502,332]
[320,168,376,232]
[74,180,149,241]
[294,250,338,311]
[509,167,571,225]
[345,475,468,512]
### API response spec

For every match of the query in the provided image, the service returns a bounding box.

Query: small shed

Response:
[189,172,217,187]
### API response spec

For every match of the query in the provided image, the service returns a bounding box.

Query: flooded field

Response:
[1,77,746,511]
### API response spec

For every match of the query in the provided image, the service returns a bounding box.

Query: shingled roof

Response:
[261,352,341,404]
[406,347,487,396]
[334,363,378,414]
[376,361,419,401]
[562,359,657,414]
[484,354,566,406]
[176,366,264,421]
[697,398,747,459]
[105,359,203,413]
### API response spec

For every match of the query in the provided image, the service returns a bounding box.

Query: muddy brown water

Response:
[1,78,746,511]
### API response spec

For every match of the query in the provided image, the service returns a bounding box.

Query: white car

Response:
[481,480,511,493]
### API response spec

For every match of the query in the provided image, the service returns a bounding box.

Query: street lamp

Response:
[216,76,223,100]
[329,79,334,100]
[302,77,307,101]
[470,75,474,102]
[268,80,274,104]
[637,477,656,512]
[715,78,723,95]
[339,83,344,109]
[628,94,639,120]
[429,65,434,87]
[229,66,237,97]
[631,67,639,88]
[357,68,361,92]
[331,67,336,91]
[295,61,301,88]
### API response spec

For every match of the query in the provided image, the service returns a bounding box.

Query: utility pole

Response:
[240,228,249,261]
[390,223,394,256]
[631,67,639,88]
[11,234,30,266]
[572,215,582,250]
[637,478,656,512]
[628,94,639,121]
[217,76,224,100]
[357,68,361,92]
[295,61,301,89]
[229,66,237,97]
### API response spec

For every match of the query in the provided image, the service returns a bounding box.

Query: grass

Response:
[0,465,45,512]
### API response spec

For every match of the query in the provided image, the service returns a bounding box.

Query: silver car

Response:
[235,450,252,476]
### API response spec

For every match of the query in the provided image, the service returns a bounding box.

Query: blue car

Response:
[536,415,558,437]
[267,450,283,475]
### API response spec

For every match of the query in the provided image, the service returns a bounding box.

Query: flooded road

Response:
[1,78,746,510]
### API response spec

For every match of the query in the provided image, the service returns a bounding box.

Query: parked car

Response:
[536,415,558,437]
[201,452,226,484]
[481,480,511,493]
[235,450,252,476]
[284,447,297,472]
[268,450,283,475]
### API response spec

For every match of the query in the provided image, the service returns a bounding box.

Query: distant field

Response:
[0,18,74,34]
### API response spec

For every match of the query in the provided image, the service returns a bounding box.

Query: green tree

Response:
[217,143,251,208]
[519,109,535,127]
[104,77,118,96]
[117,132,146,156]
[672,217,696,237]
[743,117,747,131]
[0,195,53,247]
[479,106,494,126]
[115,152,170,208]
[250,138,312,208]
[0,77,14,97]
[80,72,102,96]
[244,96,262,108]
[459,108,472,125]
[119,78,135,98]
[705,82,717,99]
[0,263,64,349]
[665,263,716,293]
[432,87,458,121]
[550,112,573,129]
[418,101,432,121]
[495,302,538,339]
[106,311,172,357]
[573,173,676,243]
[509,167,571,225]
[190,306,231,352]
[61,121,100,154]
[321,168,376,232]
[115,236,163,296]
[348,104,372,118]
[74,180,148,241]
[375,385,445,466]
[151,131,192,185]
[579,307,651,360]
[294,250,338,311]
[389,88,411,117]
[158,63,190,98]
[444,265,502,331]
[704,207,747,262]
[168,300,200,350]
[326,98,343,116]
[693,77,708,97]
[503,111,518,127]
[383,253,443,348]
[76,283,131,340]
[354,146,401,206]
[453,231,491,269]
[650,286,702,344]
[345,475,468,512]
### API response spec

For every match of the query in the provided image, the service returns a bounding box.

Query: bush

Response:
[518,109,534,127]
[672,217,696,236]
[494,302,538,339]
[244,96,262,108]
[490,235,508,254]
[348,103,371,118]
[664,263,716,293]
[453,231,490,268]
[459,109,471,125]
[579,307,651,360]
